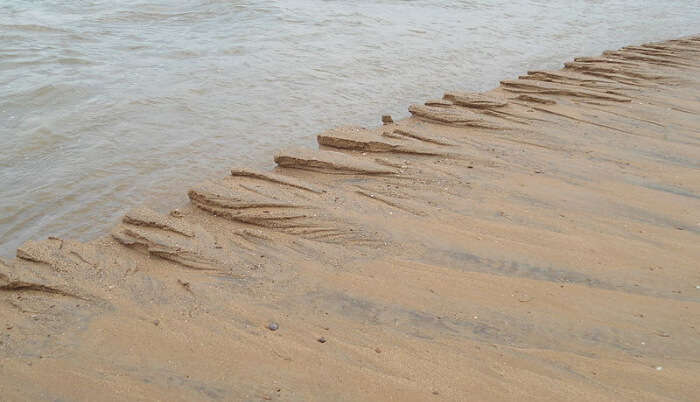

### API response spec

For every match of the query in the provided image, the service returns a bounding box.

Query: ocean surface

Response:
[1,0,699,256]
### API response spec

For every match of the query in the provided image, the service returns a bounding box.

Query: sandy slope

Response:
[1,36,699,401]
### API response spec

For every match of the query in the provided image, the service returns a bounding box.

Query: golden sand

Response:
[1,36,699,401]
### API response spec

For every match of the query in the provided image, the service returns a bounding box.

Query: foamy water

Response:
[1,0,698,256]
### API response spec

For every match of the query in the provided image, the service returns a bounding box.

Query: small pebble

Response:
[317,337,327,343]
[518,295,532,303]
[267,322,279,331]
[655,366,663,371]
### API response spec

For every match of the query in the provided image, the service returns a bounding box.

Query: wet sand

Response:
[1,36,699,401]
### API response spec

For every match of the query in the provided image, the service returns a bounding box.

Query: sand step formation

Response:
[189,170,382,245]
[420,90,560,127]
[602,50,695,68]
[564,59,669,82]
[407,104,504,128]
[317,126,448,156]
[499,79,632,102]
[512,94,557,105]
[386,127,457,146]
[521,70,629,92]
[4,237,102,301]
[112,207,235,271]
[273,147,397,175]
[424,98,454,108]
[1,254,82,300]
[230,167,324,194]
[442,91,509,109]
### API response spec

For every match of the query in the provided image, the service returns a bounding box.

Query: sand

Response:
[1,36,699,401]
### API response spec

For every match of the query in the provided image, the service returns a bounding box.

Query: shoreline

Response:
[1,35,699,400]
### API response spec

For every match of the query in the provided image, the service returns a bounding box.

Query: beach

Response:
[3,0,700,257]
[1,36,700,400]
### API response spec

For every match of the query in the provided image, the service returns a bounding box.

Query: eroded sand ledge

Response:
[1,36,700,401]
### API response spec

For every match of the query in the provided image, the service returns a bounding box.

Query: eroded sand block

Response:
[442,92,508,109]
[113,209,232,271]
[641,42,700,54]
[513,94,557,105]
[500,79,632,102]
[603,50,693,67]
[1,256,80,299]
[317,126,446,155]
[522,70,627,92]
[424,98,454,107]
[189,177,381,244]
[188,179,309,228]
[17,238,94,274]
[573,56,640,67]
[230,167,323,193]
[623,45,681,58]
[124,207,195,237]
[11,238,100,299]
[564,60,667,82]
[408,104,501,128]
[274,147,397,174]
[390,128,457,146]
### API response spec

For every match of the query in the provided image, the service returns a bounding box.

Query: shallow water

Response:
[1,0,698,256]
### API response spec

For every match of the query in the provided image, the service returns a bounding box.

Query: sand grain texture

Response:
[1,36,700,401]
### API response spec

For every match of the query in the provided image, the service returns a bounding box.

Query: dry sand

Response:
[1,36,699,401]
